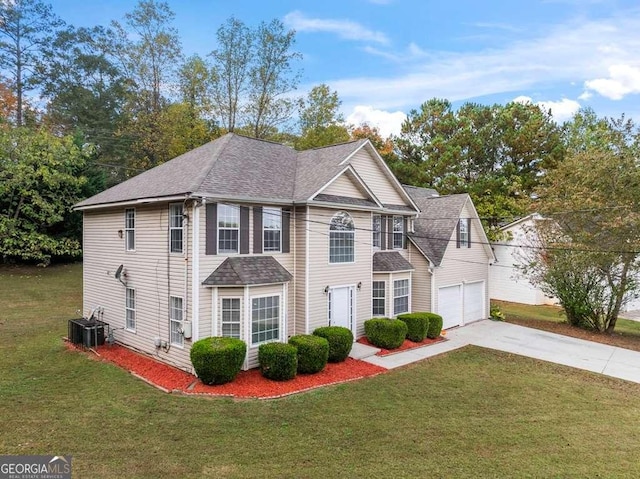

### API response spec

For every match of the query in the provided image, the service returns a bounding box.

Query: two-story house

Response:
[75,133,492,371]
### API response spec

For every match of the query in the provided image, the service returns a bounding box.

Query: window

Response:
[393,216,404,249]
[393,279,409,315]
[124,208,135,251]
[372,215,381,248]
[169,203,184,253]
[169,296,184,346]
[125,287,136,331]
[221,298,241,339]
[251,295,280,345]
[329,211,355,263]
[263,207,281,252]
[459,219,470,248]
[218,204,239,253]
[372,281,385,316]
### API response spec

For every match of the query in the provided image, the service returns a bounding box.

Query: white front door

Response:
[330,286,354,332]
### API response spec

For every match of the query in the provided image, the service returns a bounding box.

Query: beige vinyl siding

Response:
[306,207,372,338]
[83,203,194,372]
[321,172,368,199]
[347,149,407,206]
[432,202,491,318]
[407,242,433,313]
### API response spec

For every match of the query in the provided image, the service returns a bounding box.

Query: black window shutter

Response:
[403,217,408,249]
[387,216,394,250]
[282,208,291,253]
[205,202,217,255]
[253,206,263,254]
[456,219,461,249]
[240,206,250,254]
[467,218,472,248]
[380,215,386,250]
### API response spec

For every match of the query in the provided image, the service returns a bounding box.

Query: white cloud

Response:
[513,96,581,122]
[324,11,640,111]
[346,105,406,137]
[283,11,389,44]
[583,64,640,100]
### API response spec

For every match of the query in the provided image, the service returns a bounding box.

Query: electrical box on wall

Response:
[181,321,192,339]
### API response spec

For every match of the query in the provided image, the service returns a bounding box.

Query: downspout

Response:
[191,199,201,341]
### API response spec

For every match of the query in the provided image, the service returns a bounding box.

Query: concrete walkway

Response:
[353,320,640,384]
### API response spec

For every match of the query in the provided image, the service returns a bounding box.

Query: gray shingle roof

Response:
[404,185,468,267]
[293,140,367,201]
[372,251,414,272]
[202,256,293,286]
[75,134,368,208]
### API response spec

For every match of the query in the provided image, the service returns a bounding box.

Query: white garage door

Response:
[464,281,485,323]
[438,285,462,329]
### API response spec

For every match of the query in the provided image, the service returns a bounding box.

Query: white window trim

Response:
[250,293,282,347]
[372,281,386,317]
[169,295,184,347]
[393,215,404,250]
[124,208,135,252]
[372,214,382,249]
[220,296,242,339]
[393,279,410,316]
[263,206,282,253]
[459,219,470,248]
[169,203,184,254]
[329,211,356,265]
[125,287,136,332]
[218,204,240,254]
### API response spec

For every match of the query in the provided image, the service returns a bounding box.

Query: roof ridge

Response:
[305,138,363,151]
[230,132,296,147]
[188,133,233,193]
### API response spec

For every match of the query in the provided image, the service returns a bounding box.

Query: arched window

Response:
[329,211,355,263]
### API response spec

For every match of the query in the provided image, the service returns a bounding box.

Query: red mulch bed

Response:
[66,342,386,399]
[357,335,446,356]
[190,358,386,399]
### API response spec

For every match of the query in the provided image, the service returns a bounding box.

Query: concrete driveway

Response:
[621,310,640,322]
[359,320,640,384]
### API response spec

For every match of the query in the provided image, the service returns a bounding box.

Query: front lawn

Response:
[2,264,640,478]
[496,300,640,352]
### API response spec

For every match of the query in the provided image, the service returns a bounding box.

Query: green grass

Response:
[495,300,640,336]
[2,265,640,478]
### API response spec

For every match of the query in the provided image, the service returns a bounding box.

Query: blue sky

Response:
[55,0,640,136]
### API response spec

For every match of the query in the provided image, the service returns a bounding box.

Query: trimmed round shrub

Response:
[190,337,246,385]
[289,334,329,374]
[364,318,408,349]
[258,342,298,381]
[425,313,444,339]
[397,313,430,342]
[313,326,354,362]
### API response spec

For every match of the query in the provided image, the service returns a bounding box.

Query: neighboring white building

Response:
[489,214,557,306]
[490,214,640,313]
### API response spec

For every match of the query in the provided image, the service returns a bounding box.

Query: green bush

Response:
[424,313,444,339]
[312,326,354,362]
[190,337,246,385]
[364,318,408,349]
[397,313,430,342]
[258,342,298,381]
[289,335,329,374]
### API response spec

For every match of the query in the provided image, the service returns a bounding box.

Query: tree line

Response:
[0,1,638,335]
